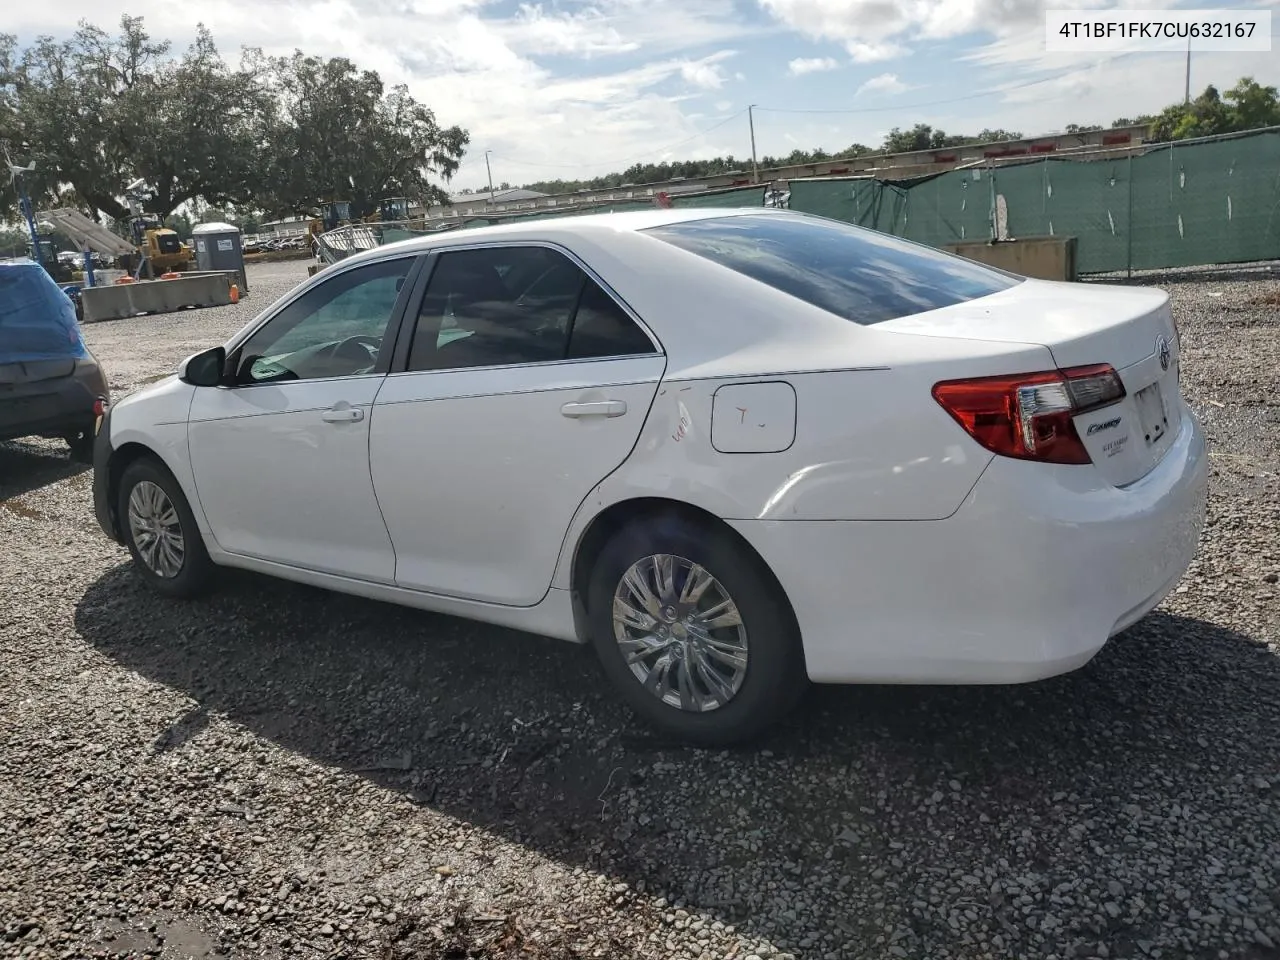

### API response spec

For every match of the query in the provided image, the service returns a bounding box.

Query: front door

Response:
[369,243,665,605]
[187,255,419,582]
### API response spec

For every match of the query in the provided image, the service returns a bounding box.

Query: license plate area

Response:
[1134,381,1169,447]
[1,395,56,424]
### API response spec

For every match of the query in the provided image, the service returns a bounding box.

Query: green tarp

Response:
[788,129,1280,273]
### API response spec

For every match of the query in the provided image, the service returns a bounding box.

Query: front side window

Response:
[408,245,655,371]
[237,257,413,383]
[644,213,1022,325]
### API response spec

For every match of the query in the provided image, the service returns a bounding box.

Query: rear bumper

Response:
[0,360,109,442]
[729,408,1209,684]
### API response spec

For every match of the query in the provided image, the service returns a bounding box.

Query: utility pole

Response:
[1184,37,1191,105]
[748,105,760,184]
[484,150,496,202]
[4,143,43,267]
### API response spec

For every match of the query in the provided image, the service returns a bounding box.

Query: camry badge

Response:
[1157,335,1171,372]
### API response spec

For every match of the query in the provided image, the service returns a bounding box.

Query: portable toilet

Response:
[192,222,248,295]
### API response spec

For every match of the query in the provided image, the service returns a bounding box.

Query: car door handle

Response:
[321,405,364,423]
[561,400,627,419]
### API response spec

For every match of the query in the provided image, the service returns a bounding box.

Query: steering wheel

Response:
[331,334,382,365]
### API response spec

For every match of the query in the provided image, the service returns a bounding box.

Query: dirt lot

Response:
[2,260,1278,960]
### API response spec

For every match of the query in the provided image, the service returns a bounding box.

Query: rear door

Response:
[369,243,665,606]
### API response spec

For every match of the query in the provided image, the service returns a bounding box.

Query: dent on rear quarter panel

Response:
[549,368,998,591]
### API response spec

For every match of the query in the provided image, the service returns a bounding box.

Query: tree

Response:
[974,128,1022,143]
[4,18,166,219]
[164,211,194,239]
[1150,84,1233,141]
[126,27,271,217]
[0,34,20,216]
[3,17,268,220]
[881,124,938,152]
[1,17,468,225]
[255,51,468,218]
[878,125,1014,153]
[0,226,31,258]
[1223,77,1280,130]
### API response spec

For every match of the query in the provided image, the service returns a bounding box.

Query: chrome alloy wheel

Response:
[611,554,749,712]
[126,480,186,579]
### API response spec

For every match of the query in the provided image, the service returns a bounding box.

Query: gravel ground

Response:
[2,260,1278,960]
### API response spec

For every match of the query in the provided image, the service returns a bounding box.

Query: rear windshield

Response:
[644,213,1021,325]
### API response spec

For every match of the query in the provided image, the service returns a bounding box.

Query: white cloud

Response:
[757,0,1128,61]
[855,72,910,96]
[504,4,639,57]
[846,40,908,62]
[680,51,735,89]
[787,56,839,76]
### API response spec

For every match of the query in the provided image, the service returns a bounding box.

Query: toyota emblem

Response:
[1157,335,1171,372]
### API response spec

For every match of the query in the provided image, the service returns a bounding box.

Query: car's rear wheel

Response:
[118,457,214,599]
[586,517,807,745]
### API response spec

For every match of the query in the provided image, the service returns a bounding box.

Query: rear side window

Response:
[644,213,1021,325]
[407,245,656,371]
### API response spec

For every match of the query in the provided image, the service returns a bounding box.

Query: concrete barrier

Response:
[81,271,238,323]
[943,236,1079,282]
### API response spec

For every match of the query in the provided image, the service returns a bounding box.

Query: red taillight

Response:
[932,364,1125,465]
[93,397,107,418]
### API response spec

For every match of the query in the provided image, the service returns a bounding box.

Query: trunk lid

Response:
[0,360,79,387]
[880,278,1183,487]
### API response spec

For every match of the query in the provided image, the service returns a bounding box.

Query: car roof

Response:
[345,206,777,263]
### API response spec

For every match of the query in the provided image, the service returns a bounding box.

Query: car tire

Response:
[117,457,215,599]
[66,427,95,464]
[586,516,808,746]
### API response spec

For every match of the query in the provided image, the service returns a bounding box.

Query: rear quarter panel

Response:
[550,330,1056,591]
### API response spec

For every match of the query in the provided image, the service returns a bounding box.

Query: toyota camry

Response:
[92,209,1208,744]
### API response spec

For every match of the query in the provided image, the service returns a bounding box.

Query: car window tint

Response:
[409,246,656,371]
[644,213,1022,325]
[567,280,655,360]
[408,247,571,370]
[237,257,412,383]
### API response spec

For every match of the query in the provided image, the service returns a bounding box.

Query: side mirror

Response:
[178,346,227,387]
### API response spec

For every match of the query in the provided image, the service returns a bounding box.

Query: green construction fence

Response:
[788,128,1280,274]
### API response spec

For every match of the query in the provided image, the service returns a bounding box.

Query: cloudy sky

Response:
[7,0,1279,192]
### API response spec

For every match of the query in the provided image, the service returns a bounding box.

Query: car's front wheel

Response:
[118,457,215,599]
[587,517,808,746]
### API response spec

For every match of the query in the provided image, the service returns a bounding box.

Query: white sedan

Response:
[92,209,1208,744]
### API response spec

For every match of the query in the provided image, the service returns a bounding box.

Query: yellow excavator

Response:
[122,214,193,275]
[118,179,193,277]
